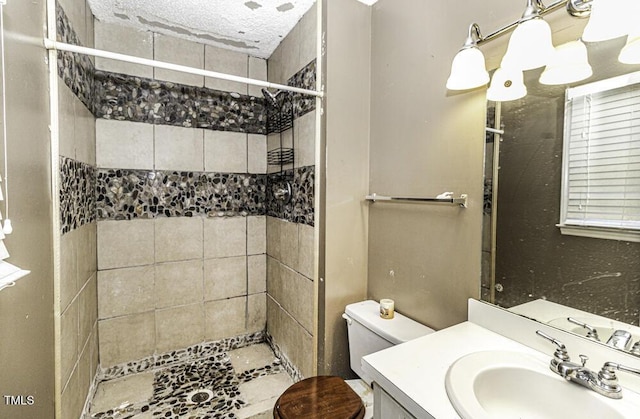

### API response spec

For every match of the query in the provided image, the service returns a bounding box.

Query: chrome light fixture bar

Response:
[474,0,590,47]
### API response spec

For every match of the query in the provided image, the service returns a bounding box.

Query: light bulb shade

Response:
[539,40,593,85]
[582,0,633,42]
[487,67,527,102]
[619,30,640,64]
[446,46,490,90]
[502,18,554,71]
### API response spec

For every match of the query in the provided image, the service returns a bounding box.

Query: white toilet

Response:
[273,300,434,418]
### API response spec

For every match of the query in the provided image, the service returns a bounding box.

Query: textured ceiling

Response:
[87,0,316,59]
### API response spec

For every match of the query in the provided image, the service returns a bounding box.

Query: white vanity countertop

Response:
[361,321,549,419]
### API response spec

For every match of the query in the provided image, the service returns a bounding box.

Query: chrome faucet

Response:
[536,330,640,399]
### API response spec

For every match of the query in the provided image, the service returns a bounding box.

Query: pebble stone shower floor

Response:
[89,343,293,419]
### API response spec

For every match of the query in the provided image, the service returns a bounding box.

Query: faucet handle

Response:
[579,354,589,367]
[536,330,571,362]
[597,362,640,397]
[567,317,600,341]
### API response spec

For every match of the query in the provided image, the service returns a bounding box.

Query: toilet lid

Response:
[274,376,365,419]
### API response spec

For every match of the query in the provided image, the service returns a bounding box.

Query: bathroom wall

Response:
[0,1,55,418]
[56,0,99,417]
[366,0,526,332]
[265,3,318,379]
[93,22,269,371]
[319,0,371,377]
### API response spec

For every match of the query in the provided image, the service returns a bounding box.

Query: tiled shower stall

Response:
[56,0,318,416]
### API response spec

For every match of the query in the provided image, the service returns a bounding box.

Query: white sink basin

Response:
[445,350,640,419]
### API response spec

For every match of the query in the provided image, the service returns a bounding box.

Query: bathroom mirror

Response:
[482,36,640,352]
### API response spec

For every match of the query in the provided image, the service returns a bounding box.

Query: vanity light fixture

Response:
[487,66,528,102]
[618,2,640,64]
[447,0,640,100]
[581,0,632,43]
[619,27,640,64]
[539,40,593,85]
[501,0,555,71]
[446,23,490,91]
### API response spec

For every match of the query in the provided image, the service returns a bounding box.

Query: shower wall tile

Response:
[61,300,79,386]
[204,217,247,259]
[267,260,313,334]
[248,255,267,294]
[98,266,155,319]
[205,45,248,94]
[58,0,88,47]
[248,134,267,174]
[97,219,155,269]
[156,303,205,353]
[61,359,83,419]
[58,84,77,160]
[96,169,266,220]
[78,335,93,412]
[204,130,247,173]
[78,273,97,349]
[298,3,317,73]
[94,21,154,79]
[154,216,203,262]
[298,223,314,280]
[60,228,78,311]
[75,92,97,165]
[94,70,267,134]
[266,216,282,261]
[60,157,96,235]
[96,119,154,170]
[57,3,95,113]
[99,311,156,367]
[155,260,204,308]
[204,256,247,301]
[204,297,246,341]
[266,296,313,378]
[154,125,205,171]
[154,34,205,87]
[248,57,267,98]
[77,221,97,285]
[279,220,299,270]
[247,215,266,255]
[266,166,315,226]
[248,293,267,332]
[295,110,316,168]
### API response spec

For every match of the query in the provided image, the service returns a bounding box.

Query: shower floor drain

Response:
[186,389,214,405]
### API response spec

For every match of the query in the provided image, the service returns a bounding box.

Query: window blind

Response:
[562,72,640,232]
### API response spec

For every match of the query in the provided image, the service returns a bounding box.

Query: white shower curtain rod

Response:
[43,39,324,98]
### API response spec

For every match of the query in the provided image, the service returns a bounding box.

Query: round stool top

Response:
[274,376,365,419]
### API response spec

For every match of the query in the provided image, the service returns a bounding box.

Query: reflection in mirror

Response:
[482,37,640,352]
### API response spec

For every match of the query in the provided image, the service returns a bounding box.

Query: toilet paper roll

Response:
[380,299,395,319]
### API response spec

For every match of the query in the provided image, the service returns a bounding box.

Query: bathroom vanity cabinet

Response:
[373,385,415,419]
[363,299,640,418]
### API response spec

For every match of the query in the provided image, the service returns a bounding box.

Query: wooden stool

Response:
[273,376,365,419]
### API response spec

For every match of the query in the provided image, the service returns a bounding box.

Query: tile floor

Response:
[89,343,292,419]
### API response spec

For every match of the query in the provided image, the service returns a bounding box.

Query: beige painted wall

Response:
[320,0,371,377]
[0,0,55,418]
[367,0,532,331]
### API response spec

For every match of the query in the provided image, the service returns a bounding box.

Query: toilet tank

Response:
[343,300,434,385]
